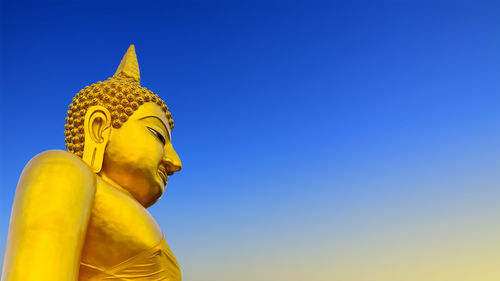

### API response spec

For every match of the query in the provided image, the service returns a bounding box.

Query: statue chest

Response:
[79,180,164,270]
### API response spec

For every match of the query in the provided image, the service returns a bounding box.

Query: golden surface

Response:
[114,45,141,83]
[2,46,183,281]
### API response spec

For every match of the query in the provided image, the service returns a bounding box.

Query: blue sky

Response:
[0,1,499,280]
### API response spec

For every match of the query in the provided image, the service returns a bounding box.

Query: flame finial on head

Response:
[113,44,140,83]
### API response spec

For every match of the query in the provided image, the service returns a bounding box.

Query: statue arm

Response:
[2,150,96,281]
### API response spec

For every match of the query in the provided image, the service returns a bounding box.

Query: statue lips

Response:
[158,166,168,187]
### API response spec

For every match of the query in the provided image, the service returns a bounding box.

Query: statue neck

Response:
[97,172,136,201]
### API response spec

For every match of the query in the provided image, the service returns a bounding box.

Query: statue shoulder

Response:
[26,150,93,176]
[3,150,97,280]
[19,150,96,194]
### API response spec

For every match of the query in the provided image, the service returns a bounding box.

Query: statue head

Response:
[64,45,182,207]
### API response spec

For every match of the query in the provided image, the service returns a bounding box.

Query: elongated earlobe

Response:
[82,106,112,173]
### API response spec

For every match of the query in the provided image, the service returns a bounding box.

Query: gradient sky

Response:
[0,0,499,280]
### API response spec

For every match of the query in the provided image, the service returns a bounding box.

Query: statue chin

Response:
[97,169,164,208]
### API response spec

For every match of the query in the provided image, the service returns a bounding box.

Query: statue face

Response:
[99,102,182,207]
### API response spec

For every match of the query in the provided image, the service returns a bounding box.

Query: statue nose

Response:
[162,142,182,174]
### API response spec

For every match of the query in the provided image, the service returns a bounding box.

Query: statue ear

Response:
[82,106,112,173]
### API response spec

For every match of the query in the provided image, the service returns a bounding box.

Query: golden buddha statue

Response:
[2,45,183,281]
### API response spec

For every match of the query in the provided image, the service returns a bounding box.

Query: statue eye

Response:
[147,127,166,145]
